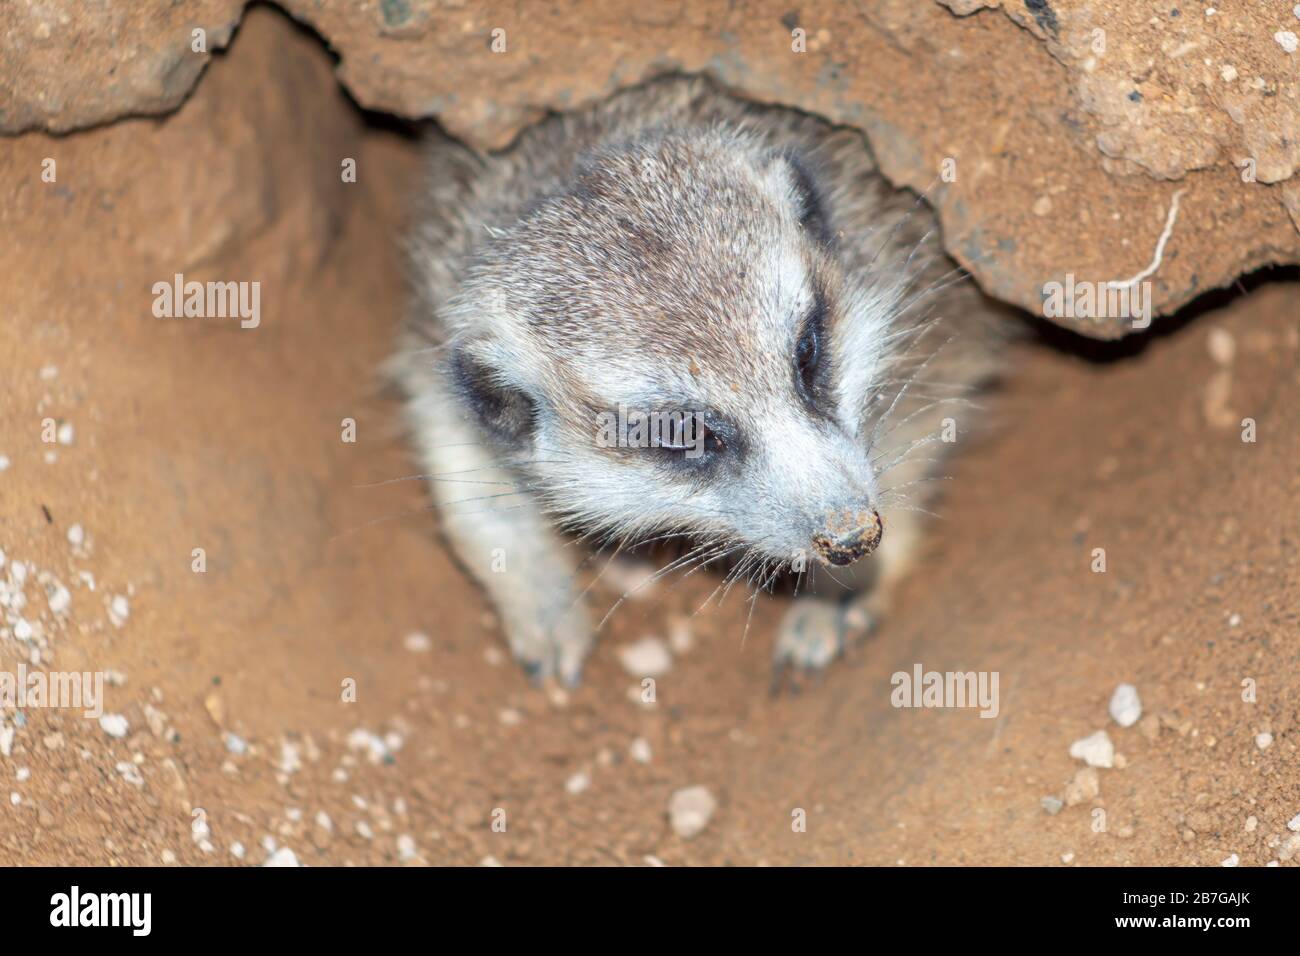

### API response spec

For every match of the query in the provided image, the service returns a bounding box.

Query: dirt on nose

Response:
[812,508,883,564]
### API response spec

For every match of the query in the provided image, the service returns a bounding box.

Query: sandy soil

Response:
[1,12,1297,868]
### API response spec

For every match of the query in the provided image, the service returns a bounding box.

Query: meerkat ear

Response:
[765,149,833,246]
[449,345,539,448]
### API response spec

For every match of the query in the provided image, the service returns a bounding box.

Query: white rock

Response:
[1221,853,1239,867]
[0,725,13,757]
[397,834,417,861]
[629,737,652,764]
[99,713,130,738]
[565,771,591,795]
[47,584,70,614]
[263,847,300,867]
[1108,684,1142,728]
[12,618,33,641]
[0,455,9,472]
[230,842,246,860]
[618,636,672,677]
[66,524,84,546]
[1206,327,1235,364]
[403,631,431,652]
[1069,730,1115,769]
[109,594,130,627]
[223,732,248,755]
[56,422,74,445]
[668,785,717,838]
[1277,30,1299,54]
[1287,813,1300,832]
[1255,732,1274,750]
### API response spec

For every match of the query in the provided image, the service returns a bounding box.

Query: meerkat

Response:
[396,75,1000,686]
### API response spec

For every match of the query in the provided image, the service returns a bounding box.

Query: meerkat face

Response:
[444,131,898,570]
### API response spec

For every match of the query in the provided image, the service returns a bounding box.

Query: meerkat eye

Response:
[794,291,830,410]
[648,410,741,476]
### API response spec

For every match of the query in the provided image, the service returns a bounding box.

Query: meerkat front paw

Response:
[501,596,594,687]
[771,595,876,693]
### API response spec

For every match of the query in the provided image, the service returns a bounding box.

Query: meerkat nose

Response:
[811,508,883,566]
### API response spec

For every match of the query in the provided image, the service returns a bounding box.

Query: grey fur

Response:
[396,75,1000,684]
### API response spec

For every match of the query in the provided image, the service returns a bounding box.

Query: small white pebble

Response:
[263,847,300,867]
[0,455,9,472]
[617,636,672,677]
[99,713,129,738]
[47,584,70,614]
[223,732,248,755]
[355,820,374,840]
[1207,326,1235,364]
[1108,684,1142,728]
[1256,732,1274,750]
[161,849,176,864]
[1276,31,1299,54]
[1061,851,1075,864]
[66,524,84,546]
[316,811,333,832]
[9,792,19,806]
[565,771,591,795]
[230,841,246,860]
[403,631,431,652]
[397,834,417,861]
[1069,730,1115,769]
[1219,64,1238,83]
[1245,816,1258,832]
[56,422,74,445]
[1221,853,1239,867]
[1228,612,1242,627]
[109,594,130,627]
[629,737,652,764]
[668,785,717,838]
[13,618,33,641]
[1288,813,1300,832]
[16,768,30,782]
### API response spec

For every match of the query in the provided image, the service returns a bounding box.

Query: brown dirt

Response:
[1,7,1297,867]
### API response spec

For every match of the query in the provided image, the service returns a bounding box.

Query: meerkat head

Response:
[443,128,901,571]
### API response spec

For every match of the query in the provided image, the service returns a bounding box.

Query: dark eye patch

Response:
[794,288,835,416]
[781,151,833,246]
[449,346,539,449]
